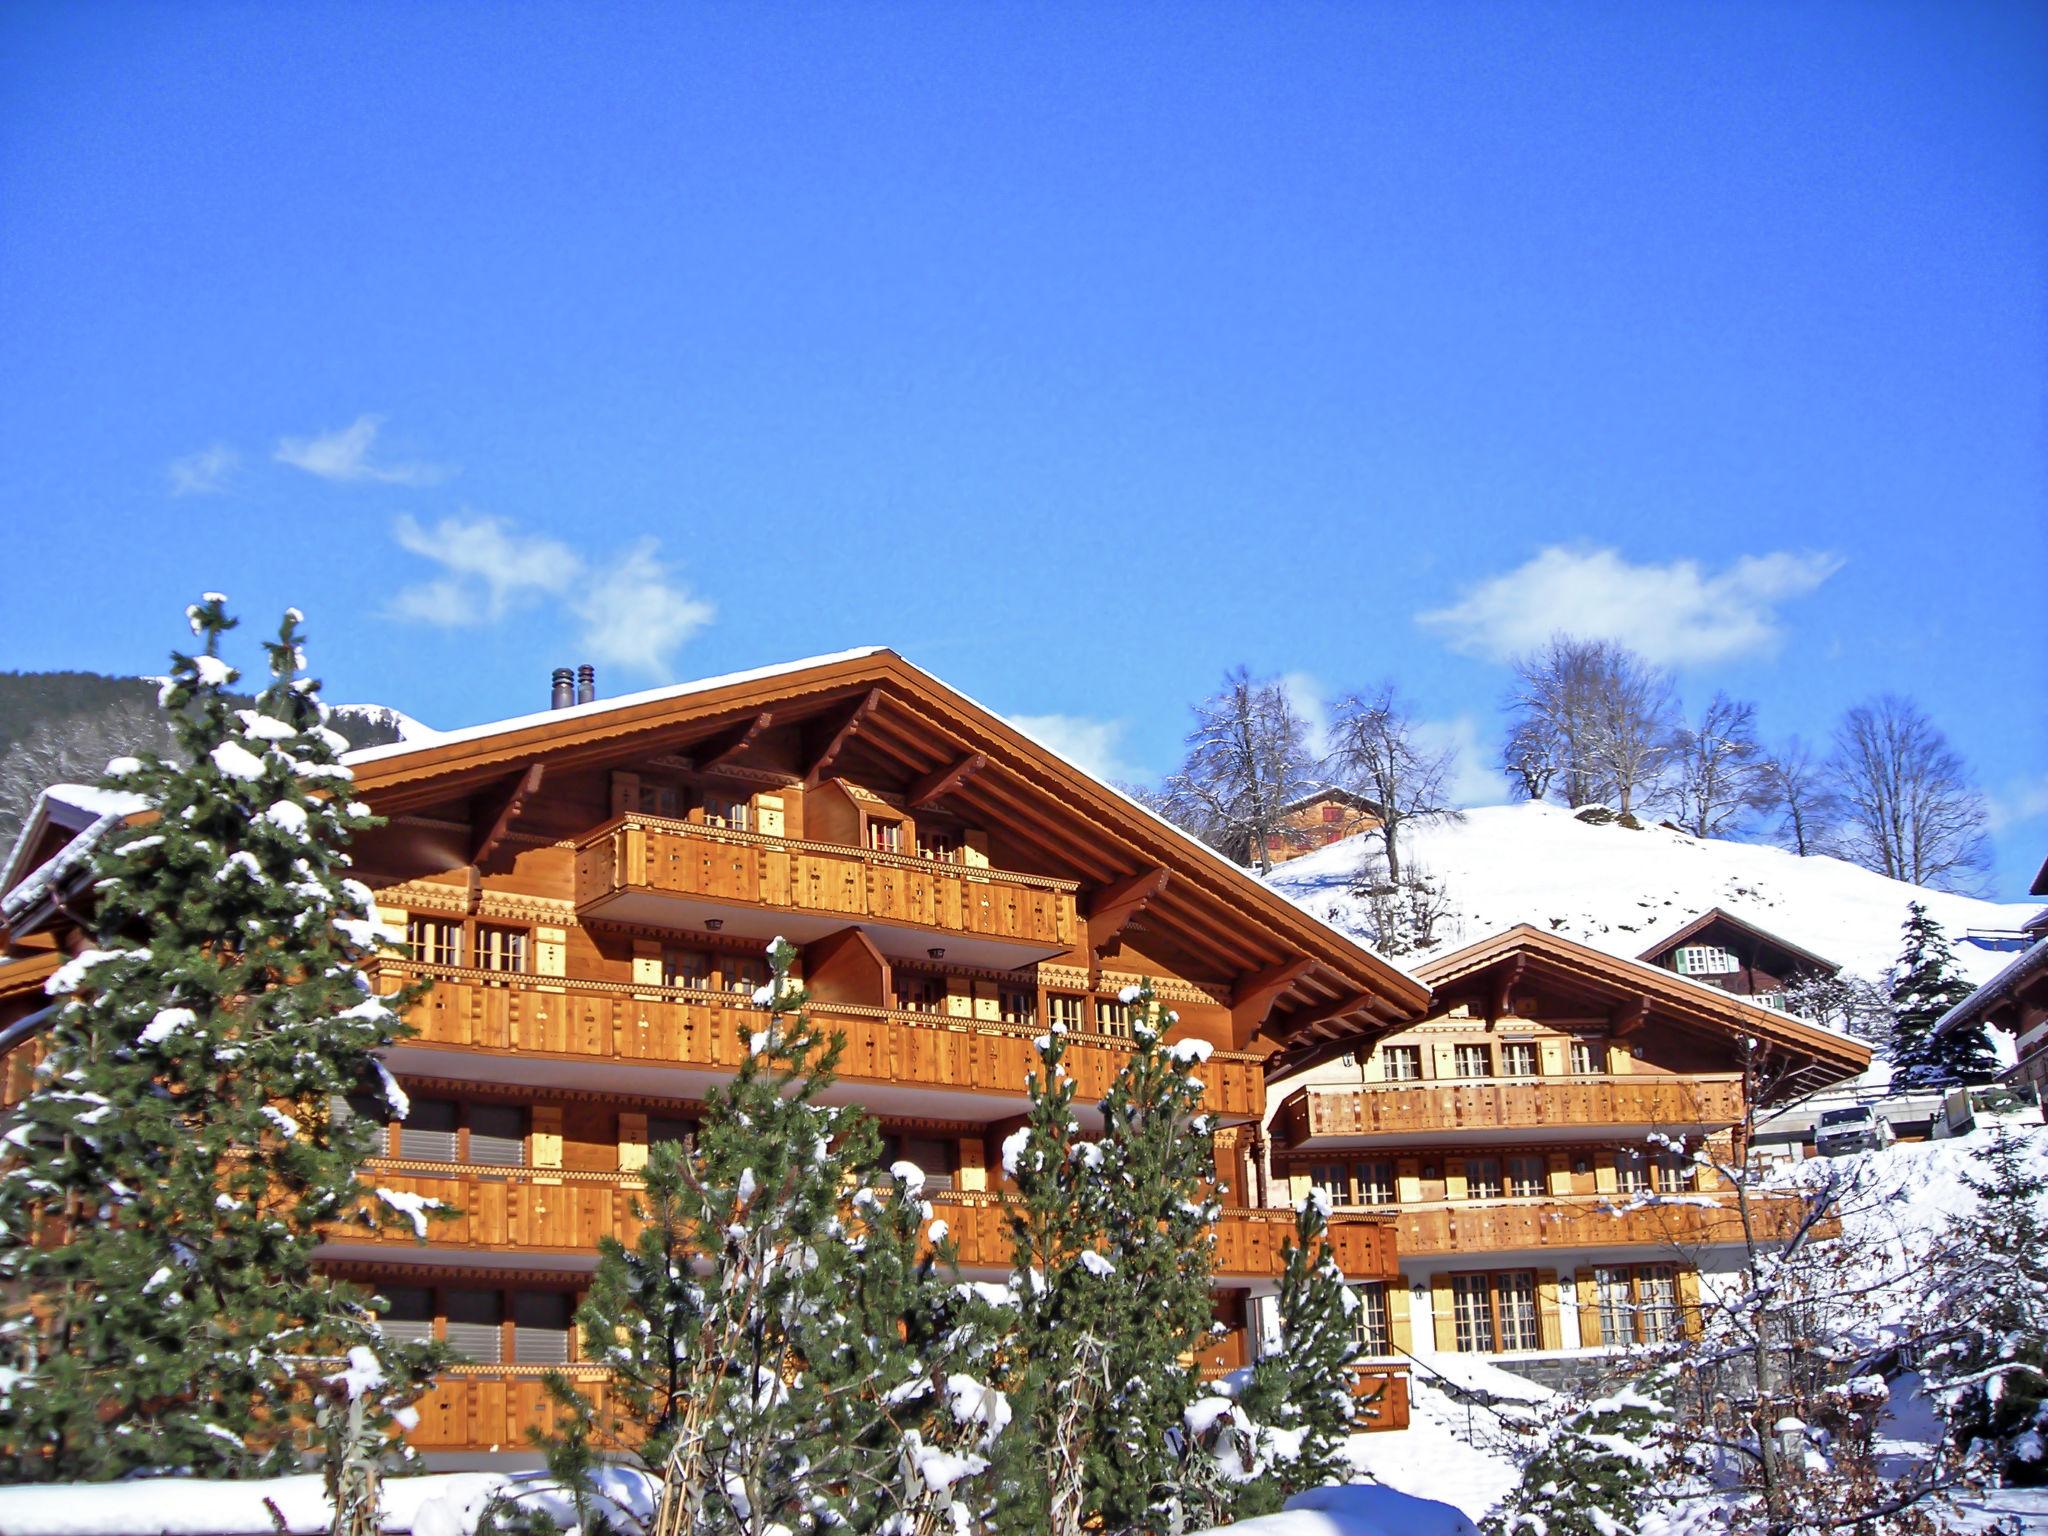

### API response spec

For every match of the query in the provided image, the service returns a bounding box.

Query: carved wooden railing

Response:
[1277,1074,1747,1146]
[1387,1191,1829,1255]
[574,815,1079,951]
[335,1162,1399,1280]
[378,964,1265,1119]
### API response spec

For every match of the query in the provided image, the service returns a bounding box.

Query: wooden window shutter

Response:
[1538,1040,1565,1075]
[617,1111,649,1173]
[610,772,641,817]
[1606,1043,1633,1075]
[1536,1269,1562,1351]
[530,1105,564,1168]
[755,794,786,837]
[945,976,975,1019]
[1431,1043,1459,1081]
[1575,1267,1602,1347]
[1430,1274,1458,1352]
[961,830,990,869]
[1444,1158,1469,1202]
[956,1135,987,1193]
[1387,1280,1413,1354]
[1546,1151,1572,1196]
[1396,1158,1423,1204]
[631,939,663,989]
[1676,1266,1704,1338]
[534,925,567,978]
[1287,1170,1314,1206]
[374,905,408,958]
[971,980,1001,1022]
[1593,1157,1620,1194]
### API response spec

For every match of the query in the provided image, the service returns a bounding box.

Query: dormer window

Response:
[1673,945,1738,977]
[407,917,463,968]
[868,819,904,855]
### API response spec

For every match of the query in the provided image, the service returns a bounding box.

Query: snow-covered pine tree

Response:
[519,938,1001,1536]
[997,982,1219,1536]
[1485,1386,1668,1536]
[1927,1124,2048,1486]
[0,595,441,1481]
[1887,903,1996,1089]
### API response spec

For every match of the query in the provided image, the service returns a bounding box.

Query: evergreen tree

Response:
[0,595,441,1480]
[998,982,1219,1536]
[1928,1125,2048,1486]
[1486,1388,1668,1536]
[524,938,1002,1536]
[1887,904,1995,1088]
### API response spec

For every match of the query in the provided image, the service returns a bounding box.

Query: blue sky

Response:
[2,3,2044,896]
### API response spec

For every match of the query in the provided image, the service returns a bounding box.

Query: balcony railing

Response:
[382,964,1266,1120]
[335,1161,1399,1281]
[1385,1191,1828,1256]
[1276,1074,1746,1147]
[574,816,1079,954]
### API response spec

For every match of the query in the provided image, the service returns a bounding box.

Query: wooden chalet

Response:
[0,648,1431,1460]
[1933,854,2048,1102]
[1264,925,1869,1383]
[1267,787,1383,865]
[1636,907,1840,1016]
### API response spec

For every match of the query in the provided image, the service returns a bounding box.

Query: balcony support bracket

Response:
[694,711,775,772]
[804,690,883,781]
[471,764,545,868]
[1085,866,1169,957]
[1610,996,1648,1038]
[1232,957,1316,1033]
[909,752,987,809]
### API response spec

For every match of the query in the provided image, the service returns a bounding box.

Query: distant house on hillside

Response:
[1269,786,1383,865]
[1637,908,1840,1017]
[1933,856,2048,1104]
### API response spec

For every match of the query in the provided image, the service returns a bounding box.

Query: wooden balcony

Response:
[386,966,1265,1120]
[333,1163,1400,1282]
[574,816,1079,965]
[1388,1191,1828,1257]
[1276,1074,1746,1148]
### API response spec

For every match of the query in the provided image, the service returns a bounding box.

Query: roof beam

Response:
[803,690,882,781]
[1084,867,1169,956]
[908,752,987,810]
[1233,957,1316,1024]
[1274,989,1376,1042]
[1610,995,1648,1038]
[1485,955,1526,1027]
[470,764,544,867]
[692,711,774,772]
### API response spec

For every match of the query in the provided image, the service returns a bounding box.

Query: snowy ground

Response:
[1269,803,2041,988]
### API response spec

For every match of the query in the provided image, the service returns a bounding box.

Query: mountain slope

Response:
[1268,802,2038,988]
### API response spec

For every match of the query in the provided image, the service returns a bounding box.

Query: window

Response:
[700,792,750,832]
[399,1097,459,1161]
[1454,1044,1492,1079]
[468,1103,526,1167]
[1615,1148,1650,1194]
[407,916,462,968]
[647,1114,698,1149]
[1500,1042,1538,1077]
[378,1286,435,1346]
[1000,986,1037,1026]
[867,819,904,855]
[1674,945,1739,977]
[1354,1159,1395,1204]
[637,781,680,818]
[880,1134,957,1192]
[1351,1282,1389,1355]
[894,973,946,1014]
[1506,1155,1546,1197]
[725,956,769,997]
[1450,1270,1540,1354]
[1597,1264,1683,1346]
[1095,998,1132,1039]
[1653,1148,1696,1192]
[918,829,960,862]
[1570,1040,1604,1076]
[474,923,528,974]
[1752,991,1789,1013]
[1047,994,1085,1033]
[444,1290,503,1364]
[1464,1158,1503,1200]
[1381,1044,1423,1081]
[664,948,714,990]
[512,1292,574,1365]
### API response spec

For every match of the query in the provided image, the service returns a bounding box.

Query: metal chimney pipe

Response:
[551,667,575,710]
[576,664,596,705]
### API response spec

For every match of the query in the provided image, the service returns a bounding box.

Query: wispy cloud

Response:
[1987,772,2048,835]
[1411,714,1510,808]
[388,513,714,677]
[1008,713,1145,785]
[1417,546,1844,666]
[277,414,449,485]
[166,443,239,496]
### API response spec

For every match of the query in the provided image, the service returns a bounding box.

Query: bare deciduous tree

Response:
[1827,695,1988,892]
[1504,635,1677,817]
[1669,692,1767,838]
[1323,683,1462,883]
[1161,667,1318,874]
[1500,715,1559,803]
[1755,736,1839,858]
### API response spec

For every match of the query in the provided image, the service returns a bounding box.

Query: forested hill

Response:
[0,669,410,855]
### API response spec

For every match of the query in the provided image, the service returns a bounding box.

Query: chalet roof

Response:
[0,784,152,934]
[2034,852,2048,898]
[1637,907,1842,978]
[1415,924,1871,1097]
[1933,932,2048,1041]
[342,648,1432,1074]
[1279,785,1384,817]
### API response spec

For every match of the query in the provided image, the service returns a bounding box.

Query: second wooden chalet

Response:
[1636,907,1841,1016]
[1265,925,1870,1389]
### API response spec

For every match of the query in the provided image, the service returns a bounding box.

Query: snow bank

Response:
[1268,803,2038,987]
[1191,1482,1481,1536]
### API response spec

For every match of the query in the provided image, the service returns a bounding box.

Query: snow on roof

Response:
[341,646,895,765]
[1266,801,2041,990]
[1933,932,2048,1040]
[0,783,151,915]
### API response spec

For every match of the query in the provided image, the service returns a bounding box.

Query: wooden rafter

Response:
[803,690,883,781]
[470,764,544,866]
[908,752,987,809]
[693,711,774,772]
[1233,957,1315,1020]
[1610,995,1648,1038]
[1276,990,1376,1041]
[1084,867,1168,955]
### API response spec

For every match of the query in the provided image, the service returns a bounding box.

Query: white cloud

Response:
[388,514,714,677]
[1008,714,1144,786]
[1279,671,1331,758]
[1411,714,1510,808]
[167,444,238,496]
[1987,773,2048,835]
[276,414,449,485]
[1416,546,1844,666]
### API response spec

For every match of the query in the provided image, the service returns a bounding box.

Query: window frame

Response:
[1381,1044,1423,1081]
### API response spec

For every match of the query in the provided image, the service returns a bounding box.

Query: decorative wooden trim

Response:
[319,1258,592,1288]
[595,815,1081,894]
[1096,970,1230,1008]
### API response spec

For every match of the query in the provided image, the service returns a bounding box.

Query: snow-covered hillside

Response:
[328,701,439,743]
[1269,803,2040,988]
